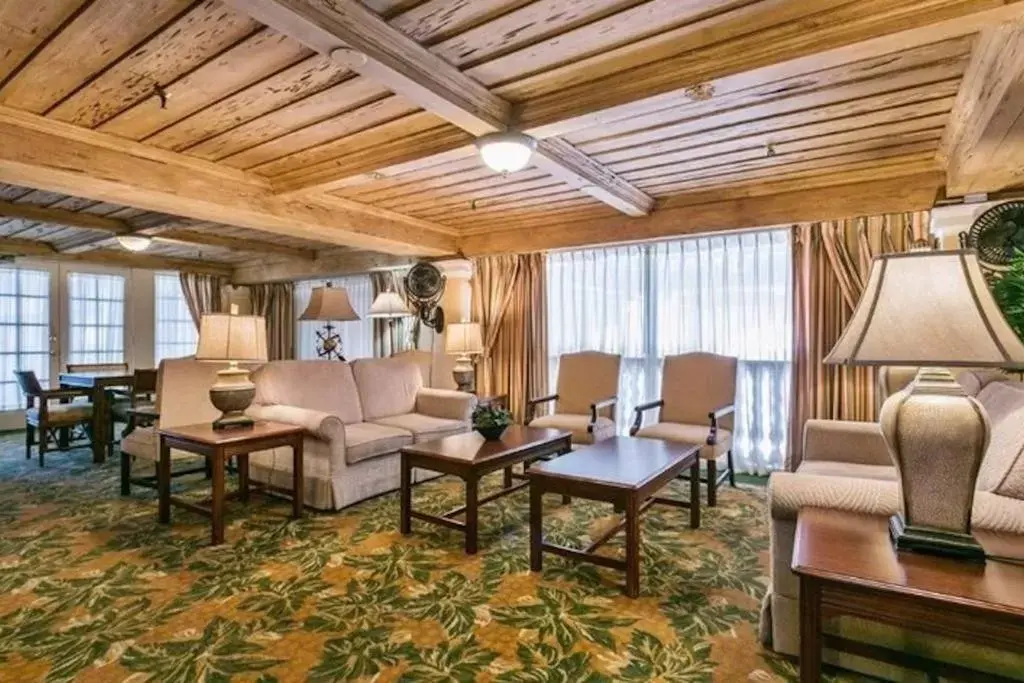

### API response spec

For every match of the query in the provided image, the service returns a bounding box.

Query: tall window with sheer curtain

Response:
[547,229,792,474]
[0,267,50,411]
[154,272,198,363]
[67,272,125,366]
[294,275,374,360]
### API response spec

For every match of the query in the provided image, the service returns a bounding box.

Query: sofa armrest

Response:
[416,388,477,421]
[247,404,345,444]
[768,471,900,522]
[802,419,892,468]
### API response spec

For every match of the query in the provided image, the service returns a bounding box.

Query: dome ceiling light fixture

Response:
[475,131,537,174]
[116,234,153,252]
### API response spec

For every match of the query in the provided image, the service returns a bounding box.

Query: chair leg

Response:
[120,451,131,496]
[25,425,34,459]
[706,459,717,507]
[727,450,736,487]
[38,428,47,468]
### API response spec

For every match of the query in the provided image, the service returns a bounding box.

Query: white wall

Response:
[930,200,1003,250]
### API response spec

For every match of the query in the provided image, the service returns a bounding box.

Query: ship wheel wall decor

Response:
[404,262,446,333]
[961,201,1024,274]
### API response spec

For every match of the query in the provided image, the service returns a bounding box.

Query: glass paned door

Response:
[66,271,126,365]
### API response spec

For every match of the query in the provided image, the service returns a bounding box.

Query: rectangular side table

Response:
[158,421,305,545]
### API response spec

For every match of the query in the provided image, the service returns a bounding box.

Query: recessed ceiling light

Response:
[116,234,152,252]
[475,131,537,174]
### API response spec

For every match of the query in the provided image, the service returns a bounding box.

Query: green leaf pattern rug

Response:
[0,439,859,682]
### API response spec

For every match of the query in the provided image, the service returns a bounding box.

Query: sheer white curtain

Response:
[547,229,792,474]
[0,267,50,410]
[67,272,125,365]
[154,272,198,363]
[294,275,374,360]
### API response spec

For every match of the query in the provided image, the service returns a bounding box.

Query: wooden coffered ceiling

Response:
[1,0,1023,280]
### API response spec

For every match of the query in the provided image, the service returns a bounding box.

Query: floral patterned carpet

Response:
[0,435,856,683]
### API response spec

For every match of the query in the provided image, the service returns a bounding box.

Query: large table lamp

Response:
[196,306,268,430]
[299,282,360,361]
[445,322,484,392]
[826,248,1024,561]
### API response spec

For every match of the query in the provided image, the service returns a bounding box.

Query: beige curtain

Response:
[178,273,224,329]
[250,282,295,361]
[371,269,418,357]
[789,211,929,469]
[471,253,548,422]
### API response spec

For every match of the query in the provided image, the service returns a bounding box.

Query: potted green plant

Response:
[992,250,1024,342]
[472,404,513,441]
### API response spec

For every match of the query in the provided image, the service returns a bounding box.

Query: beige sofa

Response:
[247,357,475,510]
[763,370,1024,680]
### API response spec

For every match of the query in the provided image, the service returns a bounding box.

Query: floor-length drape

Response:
[178,273,224,330]
[371,269,418,357]
[789,211,929,470]
[250,282,295,360]
[471,254,548,422]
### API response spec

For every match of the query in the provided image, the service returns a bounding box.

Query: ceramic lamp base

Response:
[209,362,255,430]
[452,354,475,393]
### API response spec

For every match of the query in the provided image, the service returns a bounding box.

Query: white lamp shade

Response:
[196,313,268,362]
[826,249,1024,367]
[299,284,361,321]
[368,291,411,318]
[476,132,536,173]
[445,322,484,355]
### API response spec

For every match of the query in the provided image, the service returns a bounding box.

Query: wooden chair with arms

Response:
[110,368,158,438]
[14,370,94,467]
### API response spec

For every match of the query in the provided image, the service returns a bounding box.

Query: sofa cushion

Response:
[529,413,615,444]
[634,422,731,460]
[796,461,897,481]
[352,357,423,421]
[252,360,363,424]
[373,413,467,443]
[344,422,413,465]
[976,381,1024,496]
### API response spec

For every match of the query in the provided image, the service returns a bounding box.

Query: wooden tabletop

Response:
[400,425,570,464]
[792,508,1024,619]
[528,436,700,490]
[159,420,304,446]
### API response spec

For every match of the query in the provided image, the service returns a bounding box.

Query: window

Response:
[0,267,50,411]
[294,275,374,360]
[67,272,125,366]
[547,229,793,474]
[154,272,198,363]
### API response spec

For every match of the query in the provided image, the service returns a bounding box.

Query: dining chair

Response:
[14,370,94,467]
[629,352,738,506]
[110,368,158,439]
[527,351,621,446]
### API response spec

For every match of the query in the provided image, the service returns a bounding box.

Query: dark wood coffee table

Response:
[400,425,572,554]
[793,508,1024,682]
[528,436,701,597]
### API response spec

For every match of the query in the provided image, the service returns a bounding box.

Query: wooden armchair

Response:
[14,370,94,467]
[629,352,737,506]
[527,351,621,446]
[110,368,158,438]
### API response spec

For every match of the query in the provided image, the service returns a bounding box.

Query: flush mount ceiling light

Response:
[116,234,152,252]
[475,131,537,173]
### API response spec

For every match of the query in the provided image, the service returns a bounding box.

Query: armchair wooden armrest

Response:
[526,393,559,422]
[588,396,618,432]
[125,406,160,431]
[37,388,90,402]
[629,399,664,436]
[707,403,735,445]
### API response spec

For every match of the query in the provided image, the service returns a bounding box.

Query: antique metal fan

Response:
[403,261,446,332]
[961,201,1024,271]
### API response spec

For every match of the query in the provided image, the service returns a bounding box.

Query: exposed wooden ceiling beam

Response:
[53,249,233,277]
[0,199,131,234]
[0,237,58,257]
[232,249,415,284]
[0,106,455,256]
[940,22,1024,195]
[458,171,945,255]
[154,228,318,261]
[229,0,655,217]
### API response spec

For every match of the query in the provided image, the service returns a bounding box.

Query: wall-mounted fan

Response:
[961,201,1024,270]
[403,261,446,332]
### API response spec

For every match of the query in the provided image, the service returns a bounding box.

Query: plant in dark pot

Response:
[473,404,513,441]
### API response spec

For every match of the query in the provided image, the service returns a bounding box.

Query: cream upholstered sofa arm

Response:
[768,472,900,522]
[415,388,477,421]
[802,419,892,468]
[247,404,346,444]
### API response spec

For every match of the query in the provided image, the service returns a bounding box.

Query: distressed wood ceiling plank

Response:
[372,169,552,209]
[387,0,538,44]
[0,0,87,83]
[0,198,130,233]
[0,0,195,112]
[152,227,318,260]
[340,155,493,202]
[0,236,58,256]
[390,176,565,215]
[533,137,655,216]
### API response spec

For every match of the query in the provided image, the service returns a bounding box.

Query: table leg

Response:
[530,482,543,572]
[211,448,225,545]
[400,454,412,535]
[689,460,701,529]
[292,437,304,519]
[465,474,479,555]
[238,453,250,504]
[158,437,171,524]
[560,440,572,505]
[624,495,640,598]
[92,385,107,464]
[503,466,513,488]
[799,576,823,683]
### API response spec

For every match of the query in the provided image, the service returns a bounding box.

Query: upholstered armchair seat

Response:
[530,413,616,445]
[528,351,621,447]
[26,402,93,424]
[633,422,732,460]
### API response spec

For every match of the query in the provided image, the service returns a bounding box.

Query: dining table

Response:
[59,370,137,464]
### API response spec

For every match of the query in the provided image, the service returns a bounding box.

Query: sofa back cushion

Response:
[660,352,737,428]
[352,357,423,420]
[391,350,458,390]
[156,358,222,428]
[555,351,621,417]
[252,360,363,424]
[976,381,1024,498]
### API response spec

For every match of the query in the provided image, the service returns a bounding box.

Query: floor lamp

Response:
[368,290,413,353]
[298,283,360,361]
